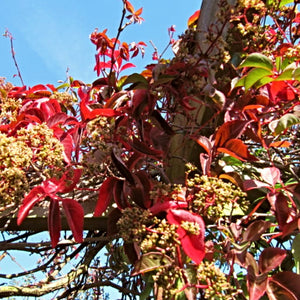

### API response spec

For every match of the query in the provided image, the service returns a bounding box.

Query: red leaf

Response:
[259,248,286,274]
[113,179,129,209]
[46,112,77,129]
[62,199,84,243]
[269,140,291,148]
[56,168,82,194]
[94,177,118,216]
[17,186,46,225]
[150,200,188,215]
[218,139,257,161]
[78,87,120,121]
[59,133,74,164]
[167,209,205,264]
[267,81,296,104]
[120,62,135,72]
[48,199,61,248]
[200,153,212,176]
[275,193,290,230]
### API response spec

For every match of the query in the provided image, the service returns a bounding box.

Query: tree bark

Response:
[166,0,237,183]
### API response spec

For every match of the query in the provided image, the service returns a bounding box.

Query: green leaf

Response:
[175,278,187,300]
[244,68,273,90]
[279,0,293,8]
[121,73,149,89]
[131,252,173,276]
[292,234,300,274]
[223,202,246,216]
[266,0,275,8]
[221,155,243,166]
[235,68,272,90]
[153,74,175,86]
[255,75,274,88]
[276,62,298,81]
[293,68,300,81]
[140,274,154,300]
[238,53,273,71]
[56,82,70,90]
[274,113,300,135]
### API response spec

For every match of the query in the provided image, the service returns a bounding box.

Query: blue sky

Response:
[1,0,201,87]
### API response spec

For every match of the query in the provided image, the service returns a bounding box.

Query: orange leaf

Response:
[269,140,291,148]
[188,10,200,27]
[125,0,135,13]
[215,120,249,148]
[218,139,257,161]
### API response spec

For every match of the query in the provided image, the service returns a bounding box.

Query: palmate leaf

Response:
[214,120,249,147]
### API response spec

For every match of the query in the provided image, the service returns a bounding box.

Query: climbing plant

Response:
[0,0,300,299]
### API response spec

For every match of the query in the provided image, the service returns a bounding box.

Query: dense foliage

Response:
[0,0,300,299]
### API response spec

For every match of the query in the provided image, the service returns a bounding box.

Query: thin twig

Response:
[3,30,25,86]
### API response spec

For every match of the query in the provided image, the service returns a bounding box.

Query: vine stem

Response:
[108,1,128,81]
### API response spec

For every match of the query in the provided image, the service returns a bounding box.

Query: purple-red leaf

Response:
[62,199,84,243]
[247,265,268,300]
[48,199,61,248]
[111,150,135,185]
[243,179,271,191]
[242,220,271,242]
[94,177,118,216]
[267,272,300,300]
[57,169,82,194]
[130,137,163,157]
[259,248,286,274]
[167,209,205,264]
[275,193,290,230]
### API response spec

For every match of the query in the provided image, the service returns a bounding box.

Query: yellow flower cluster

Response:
[0,133,32,204]
[197,261,237,300]
[0,124,64,205]
[17,123,64,176]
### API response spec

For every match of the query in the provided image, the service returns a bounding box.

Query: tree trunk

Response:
[166,0,237,183]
